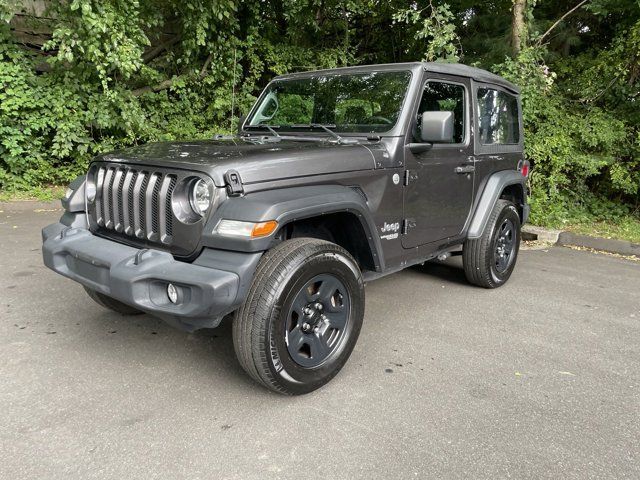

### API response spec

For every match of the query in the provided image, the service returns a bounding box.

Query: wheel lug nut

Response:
[302,322,311,332]
[315,302,323,311]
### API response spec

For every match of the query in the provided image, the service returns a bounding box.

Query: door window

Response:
[476,88,520,144]
[417,81,466,144]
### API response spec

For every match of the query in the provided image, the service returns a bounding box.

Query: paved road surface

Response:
[1,202,638,479]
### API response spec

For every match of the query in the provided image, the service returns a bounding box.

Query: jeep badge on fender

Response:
[42,62,529,395]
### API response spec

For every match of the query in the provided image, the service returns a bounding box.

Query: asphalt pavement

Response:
[1,202,639,479]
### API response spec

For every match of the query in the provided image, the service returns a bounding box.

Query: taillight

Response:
[519,161,530,177]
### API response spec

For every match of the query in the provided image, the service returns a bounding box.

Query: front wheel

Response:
[233,238,365,395]
[463,199,521,288]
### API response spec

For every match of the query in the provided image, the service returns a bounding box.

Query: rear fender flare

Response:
[467,170,527,239]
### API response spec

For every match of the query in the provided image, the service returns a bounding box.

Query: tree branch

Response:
[142,35,181,64]
[131,78,175,96]
[132,53,212,96]
[511,0,527,56]
[199,53,213,78]
[536,0,589,46]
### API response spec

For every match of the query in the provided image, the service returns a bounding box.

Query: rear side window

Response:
[477,88,520,145]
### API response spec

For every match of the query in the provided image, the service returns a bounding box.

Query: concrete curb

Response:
[557,231,640,257]
[523,225,640,257]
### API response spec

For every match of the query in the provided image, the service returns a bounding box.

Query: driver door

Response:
[402,76,475,249]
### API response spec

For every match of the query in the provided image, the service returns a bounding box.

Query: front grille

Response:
[93,165,177,245]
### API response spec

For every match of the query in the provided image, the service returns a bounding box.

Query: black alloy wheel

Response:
[493,218,516,274]
[285,274,351,368]
[463,199,521,288]
[233,238,365,395]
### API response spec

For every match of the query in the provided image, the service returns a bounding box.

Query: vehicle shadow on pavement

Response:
[410,258,469,286]
[79,308,265,394]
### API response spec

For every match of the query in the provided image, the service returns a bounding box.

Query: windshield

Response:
[246,70,412,134]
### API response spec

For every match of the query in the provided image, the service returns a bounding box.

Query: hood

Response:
[97,137,380,186]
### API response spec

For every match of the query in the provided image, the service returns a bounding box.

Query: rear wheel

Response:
[84,287,144,316]
[463,199,521,288]
[233,238,364,395]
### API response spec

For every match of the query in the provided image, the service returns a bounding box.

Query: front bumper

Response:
[42,222,261,331]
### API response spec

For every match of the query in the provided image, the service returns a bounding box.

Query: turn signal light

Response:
[216,219,278,238]
[251,221,278,238]
[520,161,530,177]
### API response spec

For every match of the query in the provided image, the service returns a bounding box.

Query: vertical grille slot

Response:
[139,173,149,237]
[111,169,124,232]
[103,168,115,229]
[95,167,106,226]
[151,176,161,237]
[165,176,176,238]
[121,169,135,235]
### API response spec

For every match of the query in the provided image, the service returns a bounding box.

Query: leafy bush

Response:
[0,0,638,231]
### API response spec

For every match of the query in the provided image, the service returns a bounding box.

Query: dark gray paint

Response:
[402,73,475,248]
[467,170,527,238]
[61,175,86,213]
[202,185,385,270]
[42,62,528,330]
[98,139,378,187]
[42,222,261,331]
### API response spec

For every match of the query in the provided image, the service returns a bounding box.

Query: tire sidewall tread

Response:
[463,199,521,289]
[233,238,364,395]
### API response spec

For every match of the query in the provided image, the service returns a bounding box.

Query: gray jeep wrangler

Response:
[42,62,530,395]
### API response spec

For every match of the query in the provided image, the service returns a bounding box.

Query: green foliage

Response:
[0,0,638,234]
[393,2,461,62]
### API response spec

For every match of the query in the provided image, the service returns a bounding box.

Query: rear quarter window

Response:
[477,88,520,145]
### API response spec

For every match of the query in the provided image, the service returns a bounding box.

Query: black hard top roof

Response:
[275,62,520,94]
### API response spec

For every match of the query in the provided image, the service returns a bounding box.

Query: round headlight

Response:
[189,179,212,216]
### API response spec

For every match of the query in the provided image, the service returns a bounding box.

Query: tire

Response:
[463,199,521,288]
[233,238,365,395]
[83,287,144,316]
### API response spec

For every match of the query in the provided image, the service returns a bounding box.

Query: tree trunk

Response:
[512,0,527,56]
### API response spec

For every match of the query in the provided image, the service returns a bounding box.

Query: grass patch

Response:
[562,218,640,244]
[0,185,66,202]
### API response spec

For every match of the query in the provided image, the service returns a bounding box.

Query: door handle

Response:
[455,165,475,174]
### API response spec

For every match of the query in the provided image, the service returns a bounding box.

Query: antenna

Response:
[230,47,237,135]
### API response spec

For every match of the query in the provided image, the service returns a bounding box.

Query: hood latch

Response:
[224,169,244,197]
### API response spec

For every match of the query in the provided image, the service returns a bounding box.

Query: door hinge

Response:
[402,218,416,235]
[403,170,418,186]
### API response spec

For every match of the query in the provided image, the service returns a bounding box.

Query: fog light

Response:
[167,283,179,304]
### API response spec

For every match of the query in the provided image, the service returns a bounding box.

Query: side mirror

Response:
[420,111,454,143]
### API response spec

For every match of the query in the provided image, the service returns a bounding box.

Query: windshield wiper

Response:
[290,123,343,143]
[244,124,281,137]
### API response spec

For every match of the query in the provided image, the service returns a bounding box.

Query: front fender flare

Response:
[467,170,527,239]
[201,185,384,270]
